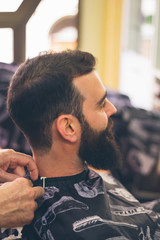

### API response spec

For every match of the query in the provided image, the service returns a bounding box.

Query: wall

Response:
[78,0,123,89]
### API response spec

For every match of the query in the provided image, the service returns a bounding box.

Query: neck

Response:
[32,147,85,178]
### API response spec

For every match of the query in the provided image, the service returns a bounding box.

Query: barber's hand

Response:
[0,177,44,228]
[0,149,38,182]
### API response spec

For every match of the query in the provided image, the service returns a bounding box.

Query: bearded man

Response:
[7,50,160,239]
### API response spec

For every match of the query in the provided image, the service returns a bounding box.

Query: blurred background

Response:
[0,0,160,202]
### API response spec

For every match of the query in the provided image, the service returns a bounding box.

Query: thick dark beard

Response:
[78,117,121,171]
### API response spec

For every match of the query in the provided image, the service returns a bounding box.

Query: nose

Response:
[106,100,117,117]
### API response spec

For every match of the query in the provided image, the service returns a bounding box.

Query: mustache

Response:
[104,118,115,140]
[106,118,114,132]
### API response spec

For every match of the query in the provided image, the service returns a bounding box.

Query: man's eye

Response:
[101,100,106,108]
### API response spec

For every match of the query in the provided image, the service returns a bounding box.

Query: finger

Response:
[13,166,26,177]
[34,186,45,199]
[8,152,39,180]
[28,179,33,187]
[0,168,19,182]
[28,165,39,181]
[13,178,34,190]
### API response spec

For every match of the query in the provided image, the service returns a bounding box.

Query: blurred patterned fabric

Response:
[0,62,31,155]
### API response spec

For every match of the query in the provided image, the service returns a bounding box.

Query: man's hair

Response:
[7,50,96,150]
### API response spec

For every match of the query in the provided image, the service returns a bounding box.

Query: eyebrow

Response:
[96,91,107,107]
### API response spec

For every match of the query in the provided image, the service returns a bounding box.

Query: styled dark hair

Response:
[7,50,96,150]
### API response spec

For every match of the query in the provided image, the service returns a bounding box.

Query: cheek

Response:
[86,111,108,131]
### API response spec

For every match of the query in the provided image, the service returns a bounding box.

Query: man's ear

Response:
[56,115,78,143]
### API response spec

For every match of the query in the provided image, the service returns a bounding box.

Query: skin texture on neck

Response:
[33,149,84,178]
[32,118,84,178]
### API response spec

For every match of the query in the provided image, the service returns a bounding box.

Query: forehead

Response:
[73,70,106,102]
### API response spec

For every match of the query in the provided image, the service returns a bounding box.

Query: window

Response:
[0,0,79,63]
[0,28,13,63]
[0,0,23,12]
[26,0,79,58]
[120,0,157,110]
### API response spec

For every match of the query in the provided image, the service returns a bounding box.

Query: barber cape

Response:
[1,167,160,239]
